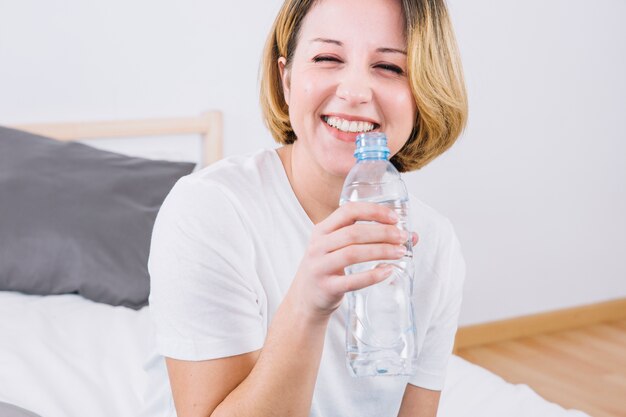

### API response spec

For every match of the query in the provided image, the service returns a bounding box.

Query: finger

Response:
[325,264,395,295]
[317,202,398,235]
[411,232,419,246]
[322,223,409,254]
[321,243,407,274]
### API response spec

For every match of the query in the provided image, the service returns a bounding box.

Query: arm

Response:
[211,292,330,417]
[166,293,328,417]
[166,296,328,417]
[165,202,409,417]
[397,385,441,417]
[166,351,261,416]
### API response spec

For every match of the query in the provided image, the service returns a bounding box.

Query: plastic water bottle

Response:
[340,132,417,377]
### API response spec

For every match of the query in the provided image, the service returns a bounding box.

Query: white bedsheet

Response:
[0,291,589,417]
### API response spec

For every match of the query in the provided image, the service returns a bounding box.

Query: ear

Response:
[278,57,291,106]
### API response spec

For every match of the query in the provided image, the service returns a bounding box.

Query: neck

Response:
[276,144,345,225]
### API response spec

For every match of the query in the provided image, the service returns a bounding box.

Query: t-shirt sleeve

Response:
[409,219,466,390]
[147,176,265,361]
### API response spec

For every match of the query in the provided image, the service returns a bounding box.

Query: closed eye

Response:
[312,56,404,75]
[375,63,404,75]
[312,55,342,63]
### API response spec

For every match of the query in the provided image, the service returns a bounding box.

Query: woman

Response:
[146,0,467,416]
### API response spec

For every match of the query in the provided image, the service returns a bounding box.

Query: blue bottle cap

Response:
[354,132,390,160]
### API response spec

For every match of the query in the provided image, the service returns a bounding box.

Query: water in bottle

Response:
[340,132,417,377]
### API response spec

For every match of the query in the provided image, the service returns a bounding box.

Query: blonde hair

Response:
[260,0,468,172]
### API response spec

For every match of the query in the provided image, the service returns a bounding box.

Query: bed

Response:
[0,114,589,417]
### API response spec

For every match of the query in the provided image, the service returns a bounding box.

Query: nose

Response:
[336,71,373,105]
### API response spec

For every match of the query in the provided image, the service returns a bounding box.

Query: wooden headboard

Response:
[10,111,223,168]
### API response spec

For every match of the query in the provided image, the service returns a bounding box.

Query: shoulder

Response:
[152,150,273,244]
[159,148,278,221]
[188,148,277,193]
[149,154,275,294]
[409,194,457,251]
[409,194,465,288]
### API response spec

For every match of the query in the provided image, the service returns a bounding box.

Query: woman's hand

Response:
[287,202,418,321]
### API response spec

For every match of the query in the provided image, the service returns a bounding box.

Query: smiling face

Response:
[279,0,417,178]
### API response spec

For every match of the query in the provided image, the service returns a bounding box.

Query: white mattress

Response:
[0,291,589,417]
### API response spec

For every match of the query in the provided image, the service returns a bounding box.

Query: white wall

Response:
[1,0,624,325]
[409,0,626,324]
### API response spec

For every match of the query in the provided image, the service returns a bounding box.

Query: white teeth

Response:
[323,116,375,133]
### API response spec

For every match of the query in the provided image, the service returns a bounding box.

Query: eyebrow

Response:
[310,38,407,55]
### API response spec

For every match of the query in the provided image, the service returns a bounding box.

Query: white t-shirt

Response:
[143,148,465,417]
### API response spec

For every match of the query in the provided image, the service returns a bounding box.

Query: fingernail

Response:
[388,210,398,222]
[395,245,407,256]
[399,230,409,242]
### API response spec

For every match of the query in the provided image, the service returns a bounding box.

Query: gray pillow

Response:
[0,126,195,309]
[0,402,42,417]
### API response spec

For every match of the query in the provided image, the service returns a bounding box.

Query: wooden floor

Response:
[456,318,626,417]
